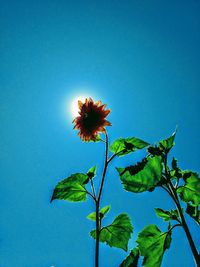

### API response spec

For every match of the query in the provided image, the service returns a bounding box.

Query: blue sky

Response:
[0,1,200,266]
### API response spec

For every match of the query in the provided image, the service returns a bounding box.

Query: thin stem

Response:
[168,181,200,266]
[160,184,173,197]
[90,178,97,201]
[97,130,109,202]
[85,190,96,201]
[160,185,181,224]
[174,177,179,189]
[95,201,100,267]
[159,223,182,239]
[107,149,126,164]
[94,130,121,267]
[107,153,117,164]
[162,156,179,206]
[163,155,200,266]
[167,223,182,233]
[99,138,106,143]
[95,130,109,267]
[162,183,179,205]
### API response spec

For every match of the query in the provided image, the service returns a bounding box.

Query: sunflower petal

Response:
[78,100,83,109]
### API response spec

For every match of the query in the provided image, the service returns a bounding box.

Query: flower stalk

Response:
[95,201,100,267]
[94,130,111,267]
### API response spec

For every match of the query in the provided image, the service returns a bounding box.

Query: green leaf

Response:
[186,203,200,226]
[177,172,200,206]
[86,205,111,221]
[155,208,179,222]
[117,156,162,193]
[51,173,89,202]
[87,165,97,179]
[137,225,172,267]
[158,130,176,153]
[100,205,111,218]
[90,213,133,251]
[86,212,96,221]
[109,137,149,157]
[170,158,182,180]
[120,247,140,267]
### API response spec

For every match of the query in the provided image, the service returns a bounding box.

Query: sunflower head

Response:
[73,97,111,141]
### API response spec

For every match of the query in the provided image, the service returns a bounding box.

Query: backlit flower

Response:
[73,97,111,141]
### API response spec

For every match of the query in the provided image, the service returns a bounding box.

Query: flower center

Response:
[83,110,102,131]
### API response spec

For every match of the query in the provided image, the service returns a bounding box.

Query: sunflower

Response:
[73,97,111,141]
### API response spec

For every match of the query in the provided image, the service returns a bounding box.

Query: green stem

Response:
[95,130,109,267]
[90,178,97,200]
[163,155,200,267]
[98,130,109,202]
[95,201,100,267]
[167,223,182,233]
[168,181,200,267]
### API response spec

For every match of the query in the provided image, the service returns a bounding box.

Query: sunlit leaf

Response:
[186,203,200,226]
[117,156,162,193]
[51,173,89,202]
[87,205,111,221]
[109,137,149,157]
[90,213,133,251]
[155,208,179,222]
[177,172,200,206]
[137,225,172,267]
[158,130,176,153]
[87,165,97,179]
[86,212,96,221]
[100,205,111,218]
[120,247,139,267]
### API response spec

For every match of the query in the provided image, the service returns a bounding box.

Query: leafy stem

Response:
[107,150,124,163]
[97,130,109,202]
[168,182,200,266]
[95,201,100,267]
[163,154,200,266]
[95,130,114,267]
[167,223,182,233]
[87,131,130,267]
[85,189,97,201]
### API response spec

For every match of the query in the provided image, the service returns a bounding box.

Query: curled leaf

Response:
[117,156,162,193]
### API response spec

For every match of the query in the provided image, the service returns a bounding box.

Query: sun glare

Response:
[70,96,87,117]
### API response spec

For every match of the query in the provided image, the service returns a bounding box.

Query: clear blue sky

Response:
[1,1,200,266]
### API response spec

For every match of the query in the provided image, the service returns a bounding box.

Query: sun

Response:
[70,96,87,117]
